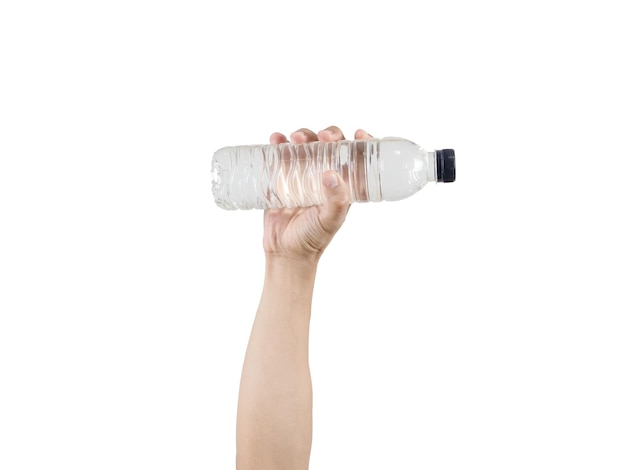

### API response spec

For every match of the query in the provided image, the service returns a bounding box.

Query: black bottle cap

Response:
[436,149,456,183]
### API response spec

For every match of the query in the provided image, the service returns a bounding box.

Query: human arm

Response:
[236,126,371,470]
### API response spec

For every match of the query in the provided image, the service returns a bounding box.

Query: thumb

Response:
[319,171,351,235]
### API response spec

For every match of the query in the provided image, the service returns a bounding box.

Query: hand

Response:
[263,126,372,263]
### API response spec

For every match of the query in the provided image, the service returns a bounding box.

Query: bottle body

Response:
[211,138,452,210]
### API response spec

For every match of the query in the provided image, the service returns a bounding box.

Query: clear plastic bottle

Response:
[211,138,455,210]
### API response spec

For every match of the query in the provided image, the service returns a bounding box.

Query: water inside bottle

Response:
[271,140,370,207]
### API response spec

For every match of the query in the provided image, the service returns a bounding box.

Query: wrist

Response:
[261,255,318,314]
[265,254,317,291]
[265,252,319,274]
[264,254,319,282]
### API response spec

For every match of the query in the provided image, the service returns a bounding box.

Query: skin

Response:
[236,126,372,470]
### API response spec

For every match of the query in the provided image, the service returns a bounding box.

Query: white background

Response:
[1,0,625,469]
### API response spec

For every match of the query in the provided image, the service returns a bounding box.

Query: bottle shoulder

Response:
[378,138,426,157]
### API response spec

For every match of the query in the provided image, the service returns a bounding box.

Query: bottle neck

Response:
[427,151,437,182]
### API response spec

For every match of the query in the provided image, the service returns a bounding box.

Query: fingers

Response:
[290,128,318,144]
[270,132,288,144]
[354,128,374,140]
[273,126,371,144]
[318,170,351,235]
[270,128,320,144]
[318,125,345,142]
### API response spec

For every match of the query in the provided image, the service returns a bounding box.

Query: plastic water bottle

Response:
[211,138,455,210]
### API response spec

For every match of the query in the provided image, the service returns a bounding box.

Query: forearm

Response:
[236,256,318,470]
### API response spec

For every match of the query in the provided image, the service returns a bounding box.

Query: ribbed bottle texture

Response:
[212,140,380,210]
[211,138,454,210]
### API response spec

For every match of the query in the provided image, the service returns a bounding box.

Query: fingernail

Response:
[292,131,305,140]
[323,173,339,189]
